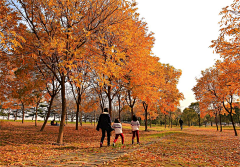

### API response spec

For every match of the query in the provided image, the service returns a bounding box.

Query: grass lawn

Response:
[0,121,239,166]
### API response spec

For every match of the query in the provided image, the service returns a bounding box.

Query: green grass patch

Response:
[147,131,180,138]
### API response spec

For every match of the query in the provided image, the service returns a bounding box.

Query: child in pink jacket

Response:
[112,118,124,146]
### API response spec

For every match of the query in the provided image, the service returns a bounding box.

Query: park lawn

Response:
[0,121,239,166]
[102,128,240,167]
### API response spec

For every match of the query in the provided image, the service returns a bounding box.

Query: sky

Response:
[135,0,233,111]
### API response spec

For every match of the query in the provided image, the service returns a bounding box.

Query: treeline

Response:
[181,102,240,129]
[0,0,183,144]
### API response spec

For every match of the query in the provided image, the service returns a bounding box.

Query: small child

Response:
[112,118,124,146]
[131,115,140,144]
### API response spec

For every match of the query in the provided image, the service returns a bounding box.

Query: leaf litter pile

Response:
[0,121,239,166]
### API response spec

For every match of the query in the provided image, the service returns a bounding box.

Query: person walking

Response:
[112,118,124,146]
[96,108,112,147]
[131,115,140,144]
[179,118,183,130]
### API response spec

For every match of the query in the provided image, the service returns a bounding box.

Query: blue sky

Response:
[136,0,233,110]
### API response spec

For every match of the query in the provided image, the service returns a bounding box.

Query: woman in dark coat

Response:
[96,108,112,147]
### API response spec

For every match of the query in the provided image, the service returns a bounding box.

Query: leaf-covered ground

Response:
[0,121,239,166]
[102,129,240,167]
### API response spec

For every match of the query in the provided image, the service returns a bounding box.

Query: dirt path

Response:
[23,132,175,167]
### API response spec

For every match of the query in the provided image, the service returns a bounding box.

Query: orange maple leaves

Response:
[193,0,240,136]
[0,0,183,143]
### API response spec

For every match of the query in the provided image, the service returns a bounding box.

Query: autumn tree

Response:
[193,67,225,131]
[68,59,91,129]
[5,0,136,144]
[182,108,198,126]
[193,60,239,135]
[40,75,61,131]
[122,20,156,120]
[215,59,240,136]
[115,89,126,120]
[210,0,240,136]
[173,108,182,126]
[189,102,201,127]
[158,64,184,128]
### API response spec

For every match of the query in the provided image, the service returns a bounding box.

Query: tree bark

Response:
[35,102,39,127]
[80,111,82,126]
[170,116,172,128]
[229,113,238,136]
[130,106,134,120]
[164,114,166,128]
[94,111,96,127]
[76,104,79,130]
[168,113,170,128]
[22,103,24,124]
[144,109,147,131]
[222,101,238,136]
[143,102,148,131]
[107,85,112,117]
[215,115,218,131]
[198,114,201,127]
[118,95,121,120]
[40,97,54,131]
[57,76,67,144]
[219,113,222,132]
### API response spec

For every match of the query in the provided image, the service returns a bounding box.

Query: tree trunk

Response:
[143,102,148,131]
[107,85,112,117]
[131,106,134,120]
[91,114,92,125]
[198,114,201,127]
[149,114,151,128]
[57,76,67,144]
[80,111,82,126]
[170,117,172,128]
[22,104,24,124]
[229,112,238,136]
[223,101,238,136]
[7,113,10,120]
[215,115,218,131]
[118,96,121,120]
[76,104,79,130]
[94,111,96,127]
[168,114,170,128]
[219,113,222,132]
[145,109,147,131]
[164,114,166,128]
[35,103,39,127]
[238,114,240,124]
[40,97,54,131]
